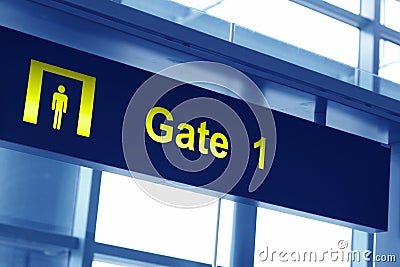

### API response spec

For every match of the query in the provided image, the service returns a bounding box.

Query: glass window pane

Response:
[379,40,400,85]
[254,208,352,267]
[0,147,78,235]
[234,26,357,82]
[323,0,360,14]
[92,261,122,267]
[114,0,359,67]
[96,172,219,264]
[119,0,231,40]
[170,0,223,11]
[381,0,400,31]
[0,243,69,267]
[207,0,359,67]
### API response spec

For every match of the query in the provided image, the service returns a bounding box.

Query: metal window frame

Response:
[25,0,400,122]
[94,243,216,267]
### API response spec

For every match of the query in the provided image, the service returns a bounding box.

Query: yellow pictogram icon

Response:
[22,59,96,137]
[52,85,68,130]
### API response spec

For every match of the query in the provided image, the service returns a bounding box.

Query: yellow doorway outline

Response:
[23,59,96,137]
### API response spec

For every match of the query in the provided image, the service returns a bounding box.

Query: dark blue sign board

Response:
[0,26,390,231]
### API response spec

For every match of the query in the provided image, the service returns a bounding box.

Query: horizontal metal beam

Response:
[12,0,400,125]
[380,25,400,46]
[290,0,371,28]
[0,223,79,252]
[94,243,213,267]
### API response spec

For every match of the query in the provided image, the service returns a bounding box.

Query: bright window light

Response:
[95,172,220,264]
[92,261,122,267]
[171,0,361,14]
[381,0,400,31]
[254,208,352,267]
[206,0,359,67]
[379,40,400,84]
[323,0,360,14]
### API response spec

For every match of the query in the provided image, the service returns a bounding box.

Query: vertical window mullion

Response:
[357,0,381,91]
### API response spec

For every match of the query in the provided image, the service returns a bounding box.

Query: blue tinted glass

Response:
[0,147,78,234]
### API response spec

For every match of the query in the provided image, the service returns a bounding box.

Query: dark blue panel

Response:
[0,26,390,231]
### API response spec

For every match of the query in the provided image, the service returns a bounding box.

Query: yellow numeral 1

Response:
[254,137,266,170]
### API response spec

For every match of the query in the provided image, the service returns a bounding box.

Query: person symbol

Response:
[52,85,68,130]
